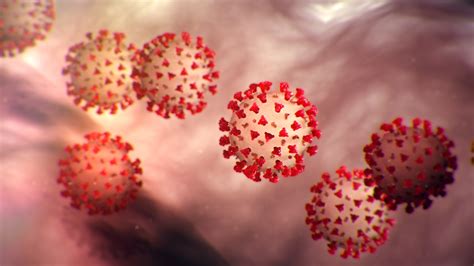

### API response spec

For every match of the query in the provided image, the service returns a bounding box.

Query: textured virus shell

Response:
[305,166,395,259]
[62,30,137,114]
[219,81,321,183]
[0,0,55,57]
[363,117,457,213]
[132,32,219,119]
[57,132,143,215]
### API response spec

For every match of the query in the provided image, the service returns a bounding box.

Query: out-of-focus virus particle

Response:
[363,117,457,213]
[57,132,143,215]
[0,0,55,57]
[219,81,321,183]
[62,30,137,114]
[471,141,474,165]
[132,32,219,119]
[305,166,395,259]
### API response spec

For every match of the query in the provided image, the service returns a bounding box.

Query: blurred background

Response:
[0,0,473,265]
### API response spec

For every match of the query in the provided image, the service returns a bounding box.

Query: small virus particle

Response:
[363,117,457,213]
[57,132,143,215]
[219,81,321,183]
[305,166,395,259]
[132,32,219,119]
[0,0,55,57]
[62,30,137,114]
[471,141,474,165]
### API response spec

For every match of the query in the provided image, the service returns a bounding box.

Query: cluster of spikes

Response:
[132,32,219,119]
[3,1,462,260]
[0,0,55,57]
[304,117,458,259]
[63,30,137,114]
[54,21,460,262]
[305,166,395,259]
[219,81,321,183]
[57,132,143,215]
[62,30,219,118]
[363,117,457,213]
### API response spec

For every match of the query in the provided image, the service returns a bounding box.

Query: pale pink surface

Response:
[1,1,473,266]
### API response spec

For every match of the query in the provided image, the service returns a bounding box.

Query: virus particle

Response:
[363,117,457,213]
[0,0,55,57]
[305,166,395,259]
[57,132,143,215]
[132,32,219,119]
[62,30,137,114]
[219,81,321,183]
[471,141,474,165]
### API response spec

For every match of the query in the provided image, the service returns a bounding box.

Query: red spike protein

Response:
[62,30,137,114]
[0,0,55,57]
[363,117,457,213]
[219,81,321,183]
[57,132,143,215]
[132,32,219,119]
[305,166,395,259]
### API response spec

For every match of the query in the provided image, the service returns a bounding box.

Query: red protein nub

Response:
[132,32,219,119]
[219,81,321,183]
[57,132,143,215]
[0,0,55,57]
[305,166,395,259]
[62,30,137,114]
[363,117,457,213]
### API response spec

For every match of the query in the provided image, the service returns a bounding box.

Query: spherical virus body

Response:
[305,166,395,259]
[57,132,143,215]
[219,81,321,183]
[363,117,457,213]
[132,32,219,119]
[62,30,137,114]
[0,0,55,57]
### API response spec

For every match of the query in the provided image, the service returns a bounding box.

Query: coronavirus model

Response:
[57,132,143,215]
[471,141,473,165]
[219,81,321,183]
[0,0,55,57]
[305,166,395,259]
[363,117,457,213]
[62,30,137,114]
[131,32,219,119]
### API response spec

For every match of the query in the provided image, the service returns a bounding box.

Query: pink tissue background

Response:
[1,0,473,265]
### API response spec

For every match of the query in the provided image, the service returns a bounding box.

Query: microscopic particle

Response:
[62,30,137,114]
[57,132,143,215]
[132,32,219,119]
[219,81,321,183]
[363,117,457,213]
[305,166,395,259]
[471,141,474,165]
[0,0,55,57]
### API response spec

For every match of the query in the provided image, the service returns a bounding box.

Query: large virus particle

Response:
[62,30,137,114]
[0,0,55,57]
[363,117,457,213]
[305,166,395,259]
[131,32,219,119]
[57,132,143,215]
[219,81,321,183]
